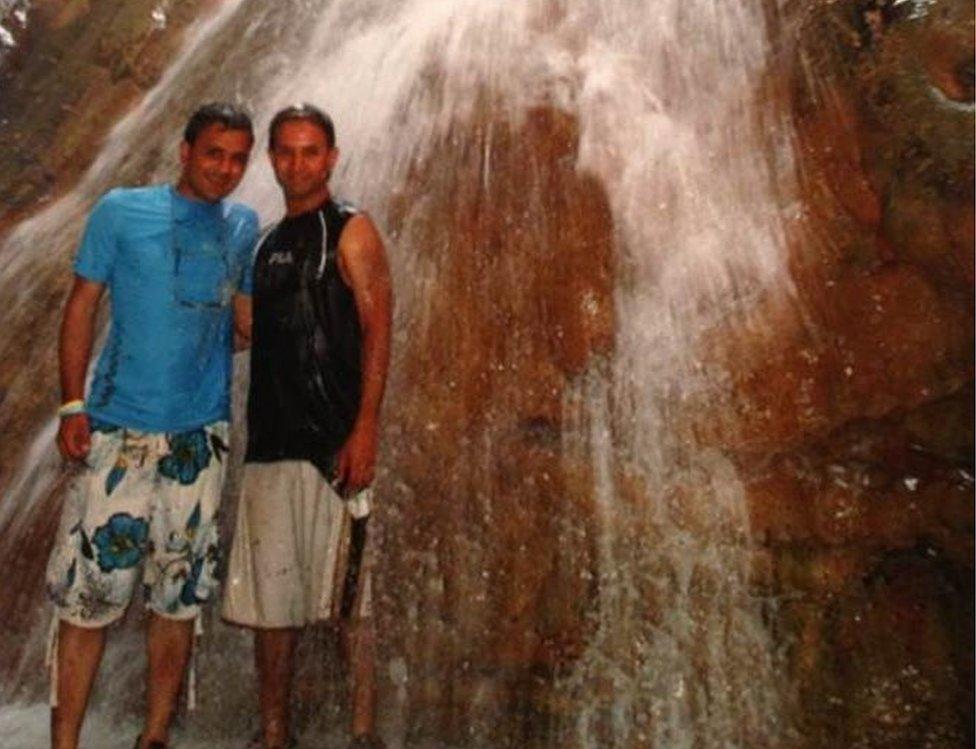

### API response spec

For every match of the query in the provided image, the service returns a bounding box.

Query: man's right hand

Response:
[57,276,103,462]
[57,413,92,461]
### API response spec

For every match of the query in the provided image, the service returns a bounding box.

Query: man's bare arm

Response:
[334,213,393,493]
[233,293,253,351]
[57,276,105,460]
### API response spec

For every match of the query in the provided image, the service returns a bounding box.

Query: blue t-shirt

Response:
[75,184,258,432]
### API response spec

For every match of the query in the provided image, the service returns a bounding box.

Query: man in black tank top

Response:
[222,105,392,749]
[245,196,365,474]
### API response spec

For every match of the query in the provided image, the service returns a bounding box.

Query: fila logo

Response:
[268,251,293,266]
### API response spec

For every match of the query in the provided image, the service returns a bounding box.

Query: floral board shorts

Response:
[46,419,229,628]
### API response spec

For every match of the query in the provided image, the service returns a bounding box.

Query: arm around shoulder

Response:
[230,205,260,349]
[233,293,253,350]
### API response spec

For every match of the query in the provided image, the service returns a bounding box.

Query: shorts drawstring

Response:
[187,614,204,711]
[46,616,60,707]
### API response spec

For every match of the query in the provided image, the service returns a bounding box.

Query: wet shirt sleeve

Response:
[73,193,120,283]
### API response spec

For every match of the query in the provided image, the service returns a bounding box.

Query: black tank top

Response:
[245,199,362,477]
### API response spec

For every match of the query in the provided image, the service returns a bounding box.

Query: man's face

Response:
[269,119,338,202]
[178,123,253,203]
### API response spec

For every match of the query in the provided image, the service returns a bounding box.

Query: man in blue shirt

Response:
[47,102,258,749]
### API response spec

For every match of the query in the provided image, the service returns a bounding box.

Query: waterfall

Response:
[553,4,795,746]
[0,1,799,746]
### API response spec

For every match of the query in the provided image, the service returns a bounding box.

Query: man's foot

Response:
[133,736,167,749]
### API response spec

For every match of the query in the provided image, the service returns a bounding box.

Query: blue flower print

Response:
[105,464,127,495]
[93,512,148,572]
[179,557,205,606]
[179,543,219,606]
[158,429,212,485]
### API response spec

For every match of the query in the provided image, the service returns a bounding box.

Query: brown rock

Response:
[375,96,614,734]
[0,0,213,226]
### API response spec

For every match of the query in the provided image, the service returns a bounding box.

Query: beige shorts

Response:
[222,460,372,628]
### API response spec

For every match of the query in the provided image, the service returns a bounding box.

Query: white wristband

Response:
[58,400,85,418]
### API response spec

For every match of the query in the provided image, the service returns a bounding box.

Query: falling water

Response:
[0,0,28,61]
[552,4,795,747]
[0,1,799,746]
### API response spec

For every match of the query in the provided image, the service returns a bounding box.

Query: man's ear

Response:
[179,140,191,167]
[328,148,340,171]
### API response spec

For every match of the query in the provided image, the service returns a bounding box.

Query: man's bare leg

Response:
[256,627,300,747]
[140,613,194,747]
[343,618,378,742]
[51,621,106,749]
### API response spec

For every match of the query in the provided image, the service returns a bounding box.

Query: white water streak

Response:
[554,2,794,746]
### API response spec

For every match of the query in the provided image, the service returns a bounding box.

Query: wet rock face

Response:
[779,550,973,748]
[657,0,972,744]
[374,101,614,740]
[700,1,974,455]
[728,1,974,744]
[0,0,210,227]
[857,0,974,289]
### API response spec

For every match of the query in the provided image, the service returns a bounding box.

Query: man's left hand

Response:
[334,423,378,496]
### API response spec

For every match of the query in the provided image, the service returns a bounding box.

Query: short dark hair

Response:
[268,104,336,149]
[183,102,254,145]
